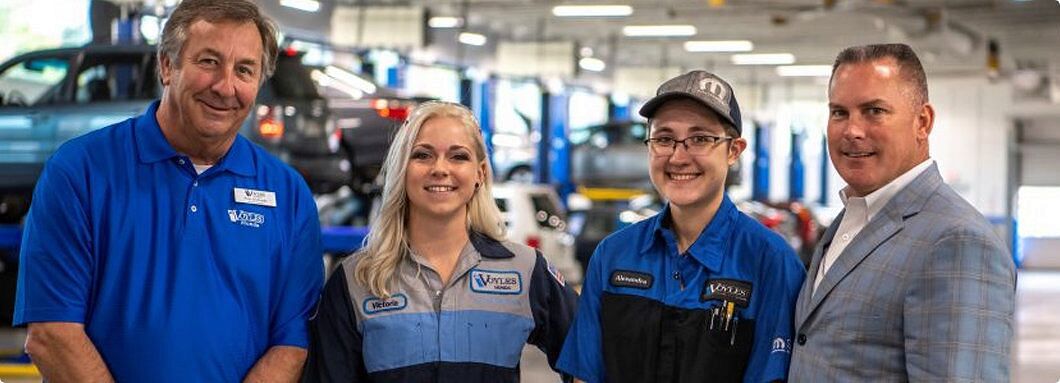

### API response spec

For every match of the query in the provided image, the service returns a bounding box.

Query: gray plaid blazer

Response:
[788,164,1015,382]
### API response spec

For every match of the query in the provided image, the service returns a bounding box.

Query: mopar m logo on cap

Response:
[698,77,730,103]
[701,278,752,307]
[363,294,408,314]
[470,269,522,295]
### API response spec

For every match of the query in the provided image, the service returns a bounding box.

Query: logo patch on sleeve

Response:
[363,294,408,314]
[545,259,565,287]
[470,269,523,295]
[771,337,792,354]
[700,278,753,307]
[610,270,654,289]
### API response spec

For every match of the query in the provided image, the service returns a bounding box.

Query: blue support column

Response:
[474,79,495,172]
[609,96,630,121]
[385,59,406,89]
[752,122,771,201]
[818,134,830,205]
[547,93,573,202]
[789,131,805,201]
[536,92,552,185]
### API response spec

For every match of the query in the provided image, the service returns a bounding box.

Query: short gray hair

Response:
[831,43,929,106]
[158,0,279,80]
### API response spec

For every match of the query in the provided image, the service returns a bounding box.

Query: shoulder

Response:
[917,184,1004,248]
[51,119,135,170]
[595,214,655,252]
[731,210,799,258]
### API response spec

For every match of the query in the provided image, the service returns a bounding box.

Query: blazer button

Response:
[797,333,807,345]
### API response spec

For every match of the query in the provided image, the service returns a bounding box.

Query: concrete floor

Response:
[2,271,1058,382]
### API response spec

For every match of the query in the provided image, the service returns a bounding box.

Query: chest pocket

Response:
[211,205,278,271]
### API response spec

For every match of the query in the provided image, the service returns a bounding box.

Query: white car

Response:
[492,183,582,286]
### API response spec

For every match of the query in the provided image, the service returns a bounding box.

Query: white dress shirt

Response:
[813,159,935,292]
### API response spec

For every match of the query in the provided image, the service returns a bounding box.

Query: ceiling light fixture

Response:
[553,5,634,17]
[579,57,607,72]
[775,65,833,77]
[458,32,488,46]
[428,16,463,28]
[280,0,320,12]
[622,25,697,37]
[683,40,753,52]
[731,53,795,65]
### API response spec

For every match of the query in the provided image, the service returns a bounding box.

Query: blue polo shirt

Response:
[14,101,324,382]
[557,196,805,383]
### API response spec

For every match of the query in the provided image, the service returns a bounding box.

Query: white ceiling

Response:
[295,0,1060,85]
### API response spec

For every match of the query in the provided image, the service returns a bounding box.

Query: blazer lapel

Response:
[795,211,842,329]
[799,164,944,327]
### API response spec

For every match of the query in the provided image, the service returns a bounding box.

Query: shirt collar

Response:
[839,158,934,222]
[641,195,737,272]
[469,231,515,259]
[134,100,256,177]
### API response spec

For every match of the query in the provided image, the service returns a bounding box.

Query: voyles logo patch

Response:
[470,269,522,295]
[700,278,753,307]
[363,294,408,314]
[227,209,265,228]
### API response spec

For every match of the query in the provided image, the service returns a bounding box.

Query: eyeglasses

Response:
[643,135,734,156]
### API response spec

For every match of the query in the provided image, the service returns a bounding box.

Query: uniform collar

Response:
[134,100,256,177]
[642,195,737,272]
[469,231,515,259]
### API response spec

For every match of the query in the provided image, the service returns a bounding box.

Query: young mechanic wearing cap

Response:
[556,70,806,383]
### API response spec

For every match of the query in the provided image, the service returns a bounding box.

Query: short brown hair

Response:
[830,43,929,106]
[158,0,279,80]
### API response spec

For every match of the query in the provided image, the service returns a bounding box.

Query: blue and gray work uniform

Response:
[557,196,806,383]
[303,231,578,382]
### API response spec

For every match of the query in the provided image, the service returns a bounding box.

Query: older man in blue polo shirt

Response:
[13,0,322,381]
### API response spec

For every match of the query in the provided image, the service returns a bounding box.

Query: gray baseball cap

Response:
[638,70,742,136]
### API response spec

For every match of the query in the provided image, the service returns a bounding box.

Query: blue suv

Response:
[0,44,349,222]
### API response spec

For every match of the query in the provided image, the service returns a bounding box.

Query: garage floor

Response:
[0,271,1057,382]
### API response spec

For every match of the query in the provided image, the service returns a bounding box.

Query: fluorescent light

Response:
[553,5,633,17]
[622,25,696,37]
[458,32,487,46]
[428,16,463,28]
[684,40,753,52]
[579,57,606,72]
[324,65,378,94]
[776,65,833,77]
[280,0,320,12]
[731,53,795,65]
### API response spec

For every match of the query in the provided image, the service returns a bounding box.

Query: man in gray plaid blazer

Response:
[788,43,1016,382]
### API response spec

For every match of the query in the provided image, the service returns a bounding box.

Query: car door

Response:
[0,52,74,192]
[56,50,158,145]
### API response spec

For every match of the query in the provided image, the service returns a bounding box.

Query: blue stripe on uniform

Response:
[361,310,534,373]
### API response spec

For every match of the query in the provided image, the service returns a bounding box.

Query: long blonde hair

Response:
[354,101,506,297]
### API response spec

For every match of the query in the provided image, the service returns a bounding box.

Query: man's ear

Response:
[158,54,173,86]
[916,102,935,142]
[728,138,748,166]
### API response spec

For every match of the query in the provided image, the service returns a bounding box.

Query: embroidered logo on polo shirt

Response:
[233,187,277,207]
[701,278,753,307]
[363,294,408,314]
[227,209,265,228]
[771,337,792,354]
[470,269,522,295]
[610,270,653,289]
